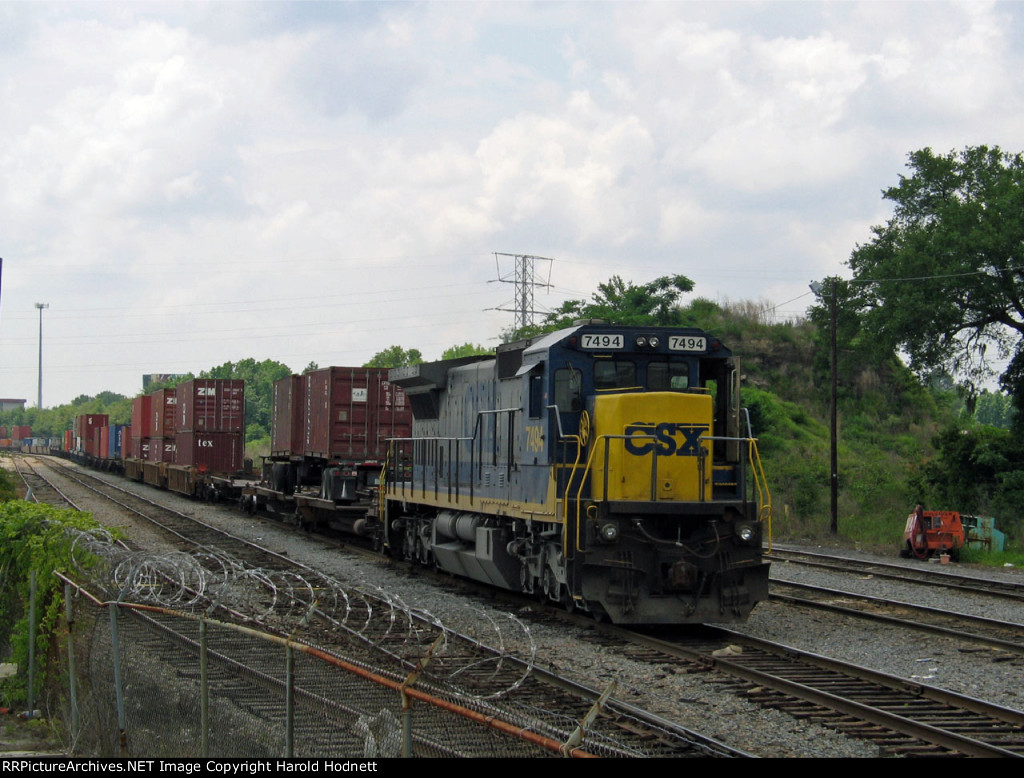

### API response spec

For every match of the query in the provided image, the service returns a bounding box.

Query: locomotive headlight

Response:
[635,336,647,347]
[648,336,659,348]
[599,521,620,543]
[735,524,756,544]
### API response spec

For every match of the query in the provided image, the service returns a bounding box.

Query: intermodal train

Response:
[379,321,772,624]
[29,321,772,625]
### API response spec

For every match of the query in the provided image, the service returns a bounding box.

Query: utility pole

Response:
[492,253,554,331]
[810,280,838,535]
[35,302,49,409]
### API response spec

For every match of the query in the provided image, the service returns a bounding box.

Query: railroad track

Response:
[769,546,1024,602]
[28,455,748,758]
[770,579,1024,655]
[580,622,1024,757]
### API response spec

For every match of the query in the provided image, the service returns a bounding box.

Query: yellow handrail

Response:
[747,438,773,552]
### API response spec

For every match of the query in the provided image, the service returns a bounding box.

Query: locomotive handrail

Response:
[564,433,773,554]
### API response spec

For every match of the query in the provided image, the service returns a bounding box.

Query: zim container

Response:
[175,431,244,475]
[151,389,177,439]
[303,367,411,462]
[177,379,244,433]
[271,375,305,458]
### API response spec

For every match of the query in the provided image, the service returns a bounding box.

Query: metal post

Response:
[35,302,48,409]
[285,644,294,757]
[28,571,36,713]
[65,584,79,738]
[109,604,128,757]
[829,278,838,535]
[200,620,209,757]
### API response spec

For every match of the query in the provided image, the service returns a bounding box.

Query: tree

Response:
[844,146,1024,413]
[503,273,696,341]
[440,343,491,360]
[364,346,423,368]
[200,358,293,439]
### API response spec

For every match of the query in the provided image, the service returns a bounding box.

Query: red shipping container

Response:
[175,431,244,474]
[271,375,304,457]
[122,434,134,459]
[99,427,110,459]
[75,415,107,442]
[0,427,6,438]
[177,379,244,433]
[13,425,32,439]
[132,395,153,438]
[303,367,411,462]
[151,389,177,439]
[148,437,176,463]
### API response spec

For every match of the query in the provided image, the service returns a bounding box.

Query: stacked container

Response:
[175,378,245,474]
[301,367,411,462]
[271,375,305,458]
[150,389,177,463]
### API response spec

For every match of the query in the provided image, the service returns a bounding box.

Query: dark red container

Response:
[303,367,411,462]
[0,427,6,438]
[98,427,110,459]
[148,437,175,462]
[271,375,304,457]
[64,430,73,451]
[74,415,107,443]
[151,389,177,439]
[177,379,244,433]
[132,395,153,439]
[175,431,244,474]
[122,433,134,459]
[13,425,32,439]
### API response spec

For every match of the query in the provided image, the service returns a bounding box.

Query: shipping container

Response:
[132,395,153,439]
[63,430,74,452]
[148,437,176,463]
[271,375,305,457]
[12,425,32,439]
[0,427,6,438]
[303,367,411,462]
[177,379,244,433]
[151,389,177,439]
[74,416,107,444]
[174,431,244,474]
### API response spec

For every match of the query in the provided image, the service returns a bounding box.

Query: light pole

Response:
[810,281,838,535]
[35,302,49,409]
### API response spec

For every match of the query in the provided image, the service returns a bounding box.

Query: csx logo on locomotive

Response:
[624,422,710,456]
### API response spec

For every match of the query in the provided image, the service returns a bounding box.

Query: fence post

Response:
[65,583,79,740]
[28,571,36,714]
[200,619,209,757]
[109,604,128,757]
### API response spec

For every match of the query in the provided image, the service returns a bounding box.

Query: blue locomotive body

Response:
[382,322,771,624]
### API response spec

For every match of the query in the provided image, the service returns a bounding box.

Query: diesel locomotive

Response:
[380,321,772,624]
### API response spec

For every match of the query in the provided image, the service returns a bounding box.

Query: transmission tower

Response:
[492,253,554,330]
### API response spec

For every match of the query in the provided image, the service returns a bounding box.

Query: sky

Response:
[2,1,1023,408]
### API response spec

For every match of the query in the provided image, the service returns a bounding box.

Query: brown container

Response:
[177,379,245,433]
[13,425,32,439]
[151,389,177,439]
[148,437,175,463]
[303,367,411,462]
[74,415,107,443]
[271,375,305,457]
[175,431,244,475]
[132,395,153,439]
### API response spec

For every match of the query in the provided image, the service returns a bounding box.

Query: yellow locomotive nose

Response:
[591,392,713,503]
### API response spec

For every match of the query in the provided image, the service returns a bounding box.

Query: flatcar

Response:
[379,321,772,625]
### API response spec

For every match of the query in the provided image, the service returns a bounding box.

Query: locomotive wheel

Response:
[561,585,576,614]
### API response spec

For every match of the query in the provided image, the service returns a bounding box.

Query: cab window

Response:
[594,360,637,390]
[648,361,690,391]
[554,368,582,412]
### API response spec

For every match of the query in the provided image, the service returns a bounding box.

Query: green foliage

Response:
[844,145,1024,411]
[440,343,491,360]
[0,502,105,706]
[0,462,16,502]
[364,346,423,368]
